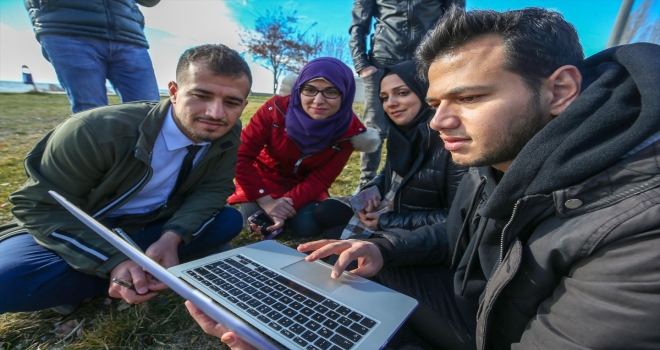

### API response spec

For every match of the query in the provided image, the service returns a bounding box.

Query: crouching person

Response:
[0,44,251,314]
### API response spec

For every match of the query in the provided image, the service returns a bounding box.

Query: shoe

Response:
[50,302,79,315]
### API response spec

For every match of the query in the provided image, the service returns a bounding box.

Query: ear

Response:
[168,81,178,104]
[547,65,582,117]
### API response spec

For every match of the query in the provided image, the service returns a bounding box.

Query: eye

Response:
[302,86,316,93]
[459,95,481,103]
[326,89,340,97]
[398,90,411,96]
[193,94,210,100]
[379,95,388,102]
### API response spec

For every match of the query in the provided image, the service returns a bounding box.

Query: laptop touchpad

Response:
[281,260,348,293]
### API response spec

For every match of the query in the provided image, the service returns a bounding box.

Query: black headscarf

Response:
[380,60,434,175]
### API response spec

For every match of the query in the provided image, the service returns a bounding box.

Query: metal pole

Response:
[607,0,635,48]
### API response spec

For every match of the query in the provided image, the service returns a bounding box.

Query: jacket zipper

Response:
[293,154,312,174]
[499,200,521,264]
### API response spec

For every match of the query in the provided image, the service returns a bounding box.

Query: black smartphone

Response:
[247,210,283,239]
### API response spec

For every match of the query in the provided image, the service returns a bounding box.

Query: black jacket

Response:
[348,0,464,72]
[24,0,159,48]
[365,123,466,230]
[370,43,660,349]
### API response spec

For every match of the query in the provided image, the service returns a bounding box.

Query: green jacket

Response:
[3,99,240,278]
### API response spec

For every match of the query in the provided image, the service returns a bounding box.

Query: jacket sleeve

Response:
[513,228,660,349]
[366,221,452,266]
[283,141,354,211]
[377,208,448,231]
[233,101,274,202]
[10,118,128,278]
[161,130,239,245]
[348,0,375,73]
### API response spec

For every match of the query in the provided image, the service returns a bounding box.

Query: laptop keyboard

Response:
[184,254,378,350]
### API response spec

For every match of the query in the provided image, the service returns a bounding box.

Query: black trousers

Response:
[375,265,476,350]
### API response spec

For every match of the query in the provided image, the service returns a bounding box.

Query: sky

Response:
[0,0,652,93]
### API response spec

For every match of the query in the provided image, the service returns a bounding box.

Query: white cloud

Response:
[0,23,58,83]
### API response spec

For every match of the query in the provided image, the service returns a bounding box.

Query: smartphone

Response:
[349,186,382,212]
[247,210,283,239]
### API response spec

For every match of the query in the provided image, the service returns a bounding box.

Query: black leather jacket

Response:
[349,0,465,72]
[364,123,466,231]
[24,0,159,48]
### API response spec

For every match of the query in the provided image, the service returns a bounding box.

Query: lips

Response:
[441,136,471,151]
[196,117,228,127]
[389,109,405,117]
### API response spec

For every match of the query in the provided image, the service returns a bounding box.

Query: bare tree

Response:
[619,0,660,45]
[241,8,320,93]
[310,34,352,66]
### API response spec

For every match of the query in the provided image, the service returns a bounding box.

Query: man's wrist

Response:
[160,231,183,247]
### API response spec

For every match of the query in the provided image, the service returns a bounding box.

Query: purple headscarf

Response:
[285,57,356,154]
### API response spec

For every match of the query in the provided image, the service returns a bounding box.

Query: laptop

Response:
[49,191,418,350]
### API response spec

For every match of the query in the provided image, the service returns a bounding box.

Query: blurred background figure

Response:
[349,0,465,191]
[24,0,161,113]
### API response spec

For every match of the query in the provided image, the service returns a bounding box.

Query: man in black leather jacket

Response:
[349,0,464,190]
[24,0,161,112]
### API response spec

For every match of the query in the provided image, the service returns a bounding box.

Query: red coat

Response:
[228,95,370,210]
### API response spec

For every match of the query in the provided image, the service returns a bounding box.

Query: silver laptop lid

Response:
[48,190,280,350]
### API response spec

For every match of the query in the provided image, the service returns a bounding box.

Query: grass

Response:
[0,92,374,349]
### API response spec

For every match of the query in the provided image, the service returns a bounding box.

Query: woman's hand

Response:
[358,196,382,230]
[249,216,285,236]
[358,210,381,230]
[185,301,257,350]
[256,195,296,219]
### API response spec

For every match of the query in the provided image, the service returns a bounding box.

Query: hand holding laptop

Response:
[185,301,257,350]
[108,231,181,304]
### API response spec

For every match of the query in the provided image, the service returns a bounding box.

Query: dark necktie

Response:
[174,145,203,192]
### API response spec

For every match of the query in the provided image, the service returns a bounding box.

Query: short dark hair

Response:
[176,44,253,89]
[415,7,584,92]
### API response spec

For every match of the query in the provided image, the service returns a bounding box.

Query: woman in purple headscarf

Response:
[228,57,380,237]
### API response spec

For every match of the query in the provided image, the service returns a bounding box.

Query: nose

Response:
[429,102,460,131]
[384,96,397,109]
[207,100,226,120]
[312,92,326,104]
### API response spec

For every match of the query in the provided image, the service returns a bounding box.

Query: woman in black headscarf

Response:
[315,60,467,239]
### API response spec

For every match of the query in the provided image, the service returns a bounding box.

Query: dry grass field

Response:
[0,92,374,349]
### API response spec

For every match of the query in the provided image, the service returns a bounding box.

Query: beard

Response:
[460,92,547,168]
[179,116,229,143]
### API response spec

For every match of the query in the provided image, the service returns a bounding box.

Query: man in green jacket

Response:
[0,44,251,314]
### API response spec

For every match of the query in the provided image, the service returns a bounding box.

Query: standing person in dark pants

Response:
[349,0,465,191]
[24,0,161,113]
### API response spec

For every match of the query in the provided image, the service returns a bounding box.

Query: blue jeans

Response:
[0,207,242,313]
[40,34,160,113]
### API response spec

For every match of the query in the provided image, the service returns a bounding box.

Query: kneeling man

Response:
[0,44,252,314]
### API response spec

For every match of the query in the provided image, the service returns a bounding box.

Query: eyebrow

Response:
[380,84,408,95]
[425,84,494,103]
[190,88,245,103]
